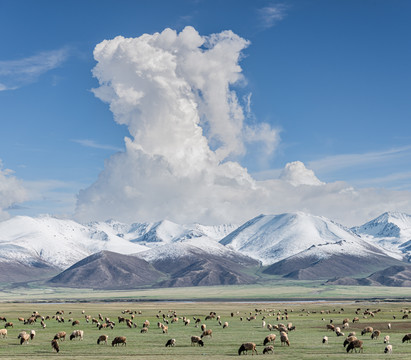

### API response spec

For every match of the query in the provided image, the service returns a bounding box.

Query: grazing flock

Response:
[0,305,410,357]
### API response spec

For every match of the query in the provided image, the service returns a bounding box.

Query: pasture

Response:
[0,301,410,359]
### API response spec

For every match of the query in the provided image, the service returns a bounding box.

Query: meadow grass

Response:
[0,300,410,359]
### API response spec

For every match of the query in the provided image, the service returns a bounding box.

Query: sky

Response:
[0,0,410,227]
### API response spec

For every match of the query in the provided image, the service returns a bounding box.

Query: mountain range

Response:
[0,211,410,288]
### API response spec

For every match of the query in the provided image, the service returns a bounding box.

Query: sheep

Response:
[262,320,266,328]
[402,333,411,343]
[371,330,381,340]
[201,329,213,338]
[238,342,257,355]
[343,336,357,348]
[280,331,290,346]
[326,324,335,331]
[322,336,328,344]
[165,338,176,347]
[184,319,190,326]
[20,333,30,345]
[51,339,60,353]
[54,331,66,341]
[263,334,276,346]
[41,320,46,329]
[70,330,84,340]
[140,327,148,333]
[223,322,229,329]
[384,335,390,344]
[97,334,108,345]
[112,336,127,346]
[72,320,80,326]
[201,324,206,331]
[4,322,13,328]
[263,345,274,354]
[352,317,360,323]
[0,329,7,338]
[143,320,150,328]
[191,336,204,346]
[346,339,363,353]
[361,326,373,336]
[17,317,24,322]
[384,344,393,354]
[30,330,35,340]
[162,325,168,334]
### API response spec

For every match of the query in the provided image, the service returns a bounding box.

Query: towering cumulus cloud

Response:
[75,26,278,224]
[75,27,410,226]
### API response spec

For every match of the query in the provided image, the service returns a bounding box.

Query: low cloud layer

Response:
[74,27,411,227]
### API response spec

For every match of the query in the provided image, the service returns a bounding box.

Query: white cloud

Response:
[72,139,123,152]
[280,161,324,186]
[74,27,411,228]
[258,4,287,29]
[0,48,69,90]
[0,161,28,220]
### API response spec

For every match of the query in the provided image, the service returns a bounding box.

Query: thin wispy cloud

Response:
[72,139,123,152]
[258,4,287,29]
[0,48,69,90]
[308,146,411,174]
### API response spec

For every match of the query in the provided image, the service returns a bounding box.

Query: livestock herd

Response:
[0,303,410,357]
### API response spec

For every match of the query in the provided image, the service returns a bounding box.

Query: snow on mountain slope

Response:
[352,212,411,255]
[0,216,149,269]
[111,219,238,246]
[220,212,398,265]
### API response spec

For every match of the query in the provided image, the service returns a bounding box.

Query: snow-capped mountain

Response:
[0,216,237,270]
[220,212,401,265]
[352,212,411,258]
[0,211,409,286]
[0,215,149,269]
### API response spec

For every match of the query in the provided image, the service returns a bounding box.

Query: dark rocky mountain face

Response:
[47,251,163,289]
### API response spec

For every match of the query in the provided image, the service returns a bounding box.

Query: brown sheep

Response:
[280,331,290,346]
[20,333,30,345]
[54,331,66,341]
[162,325,168,334]
[165,338,176,347]
[371,330,381,340]
[112,336,127,346]
[361,326,373,336]
[201,324,206,331]
[51,339,60,353]
[4,322,13,328]
[140,327,148,333]
[30,330,36,340]
[191,336,204,346]
[72,320,80,326]
[143,320,150,328]
[352,317,360,323]
[70,330,84,340]
[0,329,7,338]
[223,322,229,329]
[263,334,276,346]
[326,324,335,331]
[402,333,411,343]
[263,345,274,354]
[343,336,357,348]
[238,342,257,355]
[346,339,363,353]
[201,329,212,338]
[97,334,108,345]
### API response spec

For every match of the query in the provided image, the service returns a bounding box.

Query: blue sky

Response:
[0,0,410,226]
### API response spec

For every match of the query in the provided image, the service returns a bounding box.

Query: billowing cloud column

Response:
[75,27,278,224]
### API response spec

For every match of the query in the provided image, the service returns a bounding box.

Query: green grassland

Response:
[1,280,411,303]
[0,300,410,359]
